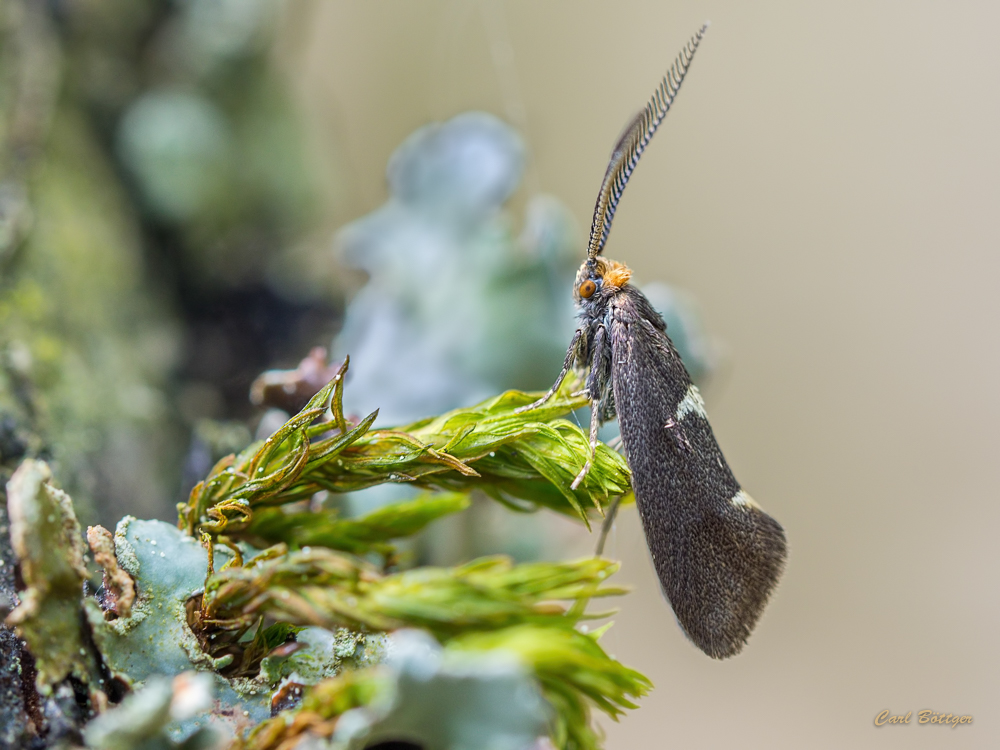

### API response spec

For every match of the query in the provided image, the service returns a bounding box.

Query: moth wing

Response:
[609,289,786,658]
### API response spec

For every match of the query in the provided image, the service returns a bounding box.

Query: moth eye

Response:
[579,280,597,298]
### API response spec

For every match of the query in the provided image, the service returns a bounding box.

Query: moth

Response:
[519,26,787,659]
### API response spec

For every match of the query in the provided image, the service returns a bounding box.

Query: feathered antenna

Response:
[587,24,709,260]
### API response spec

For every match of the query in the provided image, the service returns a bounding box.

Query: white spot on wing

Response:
[675,384,707,421]
[731,490,762,510]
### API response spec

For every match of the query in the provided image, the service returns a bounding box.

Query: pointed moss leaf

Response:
[304,409,378,469]
[328,356,351,432]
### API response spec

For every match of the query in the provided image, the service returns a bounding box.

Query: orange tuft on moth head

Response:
[595,256,632,288]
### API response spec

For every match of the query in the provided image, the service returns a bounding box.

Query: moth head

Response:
[578,25,706,307]
[573,256,632,302]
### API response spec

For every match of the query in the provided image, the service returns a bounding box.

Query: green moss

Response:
[7,367,647,749]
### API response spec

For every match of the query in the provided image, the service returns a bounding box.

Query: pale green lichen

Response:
[99,518,150,638]
[346,630,551,750]
[91,518,273,728]
[113,516,141,577]
[83,672,219,750]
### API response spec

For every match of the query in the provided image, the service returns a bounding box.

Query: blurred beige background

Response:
[275,1,1000,747]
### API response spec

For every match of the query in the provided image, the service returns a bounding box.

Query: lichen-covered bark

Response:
[0,496,39,750]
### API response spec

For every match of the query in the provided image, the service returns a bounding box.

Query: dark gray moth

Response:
[519,25,787,659]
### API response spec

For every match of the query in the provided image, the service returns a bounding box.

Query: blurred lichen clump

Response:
[333,112,580,426]
[332,112,715,429]
[0,0,337,530]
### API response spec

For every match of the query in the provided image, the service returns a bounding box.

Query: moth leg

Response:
[570,399,601,490]
[595,494,623,556]
[515,328,584,413]
[569,324,609,489]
